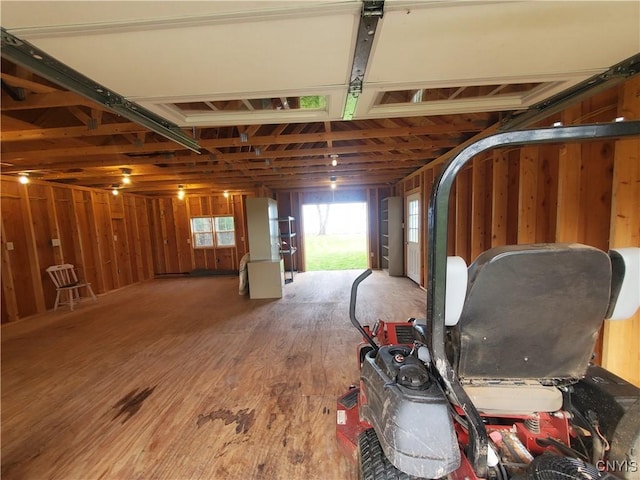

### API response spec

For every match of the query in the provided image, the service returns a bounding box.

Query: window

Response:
[173,95,327,113]
[407,199,419,244]
[214,216,236,247]
[190,216,235,248]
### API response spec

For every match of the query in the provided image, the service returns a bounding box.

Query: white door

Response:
[406,193,421,284]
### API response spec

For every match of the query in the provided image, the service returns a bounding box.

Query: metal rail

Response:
[425,120,640,477]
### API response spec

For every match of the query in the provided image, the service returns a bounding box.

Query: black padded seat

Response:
[456,243,611,383]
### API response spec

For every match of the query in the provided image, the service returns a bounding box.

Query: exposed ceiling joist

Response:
[1,1,637,194]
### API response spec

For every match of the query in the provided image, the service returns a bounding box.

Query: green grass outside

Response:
[304,234,368,271]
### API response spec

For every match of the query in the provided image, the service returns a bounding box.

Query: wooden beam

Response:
[197,123,480,148]
[2,139,449,167]
[67,106,93,126]
[1,91,98,111]
[0,114,41,131]
[1,122,149,142]
[0,72,60,94]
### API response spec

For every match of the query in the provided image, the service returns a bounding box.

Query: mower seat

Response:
[451,243,613,415]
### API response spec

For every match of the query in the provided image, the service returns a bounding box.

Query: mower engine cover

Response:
[359,346,460,478]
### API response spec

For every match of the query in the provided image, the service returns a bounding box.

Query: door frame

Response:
[406,191,421,284]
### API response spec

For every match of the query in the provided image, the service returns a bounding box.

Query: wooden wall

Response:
[146,193,251,275]
[1,180,155,323]
[396,77,640,385]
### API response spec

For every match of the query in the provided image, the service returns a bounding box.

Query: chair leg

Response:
[54,291,61,311]
[86,284,97,302]
[68,289,75,311]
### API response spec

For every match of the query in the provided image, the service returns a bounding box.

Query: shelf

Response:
[380,197,403,276]
[278,216,297,283]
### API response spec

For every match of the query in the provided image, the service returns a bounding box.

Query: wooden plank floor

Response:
[1,270,426,480]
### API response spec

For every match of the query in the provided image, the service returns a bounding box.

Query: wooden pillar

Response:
[455,168,471,262]
[1,219,19,322]
[602,77,640,387]
[45,186,65,265]
[555,104,583,242]
[517,146,539,244]
[471,158,488,259]
[491,150,509,247]
[21,183,46,313]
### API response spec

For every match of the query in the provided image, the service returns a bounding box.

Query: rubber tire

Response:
[358,428,418,480]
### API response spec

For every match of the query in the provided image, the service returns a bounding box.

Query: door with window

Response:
[406,193,421,284]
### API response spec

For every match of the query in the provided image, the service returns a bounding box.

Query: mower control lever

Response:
[349,269,379,353]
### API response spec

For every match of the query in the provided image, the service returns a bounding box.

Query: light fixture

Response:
[18,173,29,184]
[615,116,625,122]
[223,191,229,198]
[121,168,132,184]
[330,154,338,167]
[330,175,337,189]
[177,185,185,200]
[111,183,120,196]
[330,182,337,190]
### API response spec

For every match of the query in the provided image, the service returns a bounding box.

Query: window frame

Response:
[190,215,236,249]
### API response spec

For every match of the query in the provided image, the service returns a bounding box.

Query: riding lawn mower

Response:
[336,121,640,480]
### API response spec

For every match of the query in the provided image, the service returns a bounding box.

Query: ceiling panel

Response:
[0,1,359,30]
[2,9,359,98]
[367,1,640,85]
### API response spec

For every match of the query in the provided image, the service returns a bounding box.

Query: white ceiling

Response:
[2,0,639,126]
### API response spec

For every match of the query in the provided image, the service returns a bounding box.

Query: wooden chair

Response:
[46,264,97,311]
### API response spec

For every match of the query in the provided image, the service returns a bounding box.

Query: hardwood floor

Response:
[1,270,427,480]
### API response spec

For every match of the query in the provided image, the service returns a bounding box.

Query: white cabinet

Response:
[246,197,283,298]
[381,196,403,276]
[246,197,280,261]
[247,260,284,299]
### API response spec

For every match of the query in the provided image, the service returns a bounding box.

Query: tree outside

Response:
[302,203,368,271]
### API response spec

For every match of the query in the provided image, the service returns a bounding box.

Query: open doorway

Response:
[302,202,368,271]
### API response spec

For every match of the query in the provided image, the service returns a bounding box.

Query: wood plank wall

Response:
[146,192,254,275]
[0,181,155,323]
[0,184,259,323]
[397,77,640,386]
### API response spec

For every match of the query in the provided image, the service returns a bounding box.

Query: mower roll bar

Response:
[426,120,640,478]
[349,269,379,353]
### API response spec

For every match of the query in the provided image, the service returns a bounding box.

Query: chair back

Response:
[46,264,79,289]
[454,243,611,383]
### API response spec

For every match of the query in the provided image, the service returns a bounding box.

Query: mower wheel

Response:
[358,428,418,480]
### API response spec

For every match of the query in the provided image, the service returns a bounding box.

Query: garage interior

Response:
[1,1,639,479]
